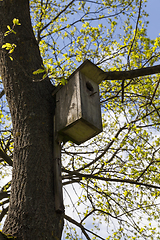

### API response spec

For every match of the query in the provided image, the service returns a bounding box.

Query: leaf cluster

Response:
[1,0,160,239]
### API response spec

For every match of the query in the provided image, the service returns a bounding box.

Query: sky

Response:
[146,0,160,38]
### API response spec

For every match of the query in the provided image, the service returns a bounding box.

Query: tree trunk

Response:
[0,0,64,239]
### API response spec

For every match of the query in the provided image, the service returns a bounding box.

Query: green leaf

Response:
[13,18,21,26]
[2,43,12,50]
[60,77,67,85]
[42,73,47,79]
[7,25,11,30]
[9,48,15,54]
[4,31,10,37]
[9,56,13,61]
[33,68,46,75]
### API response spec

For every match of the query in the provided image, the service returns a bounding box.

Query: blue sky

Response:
[146,0,160,38]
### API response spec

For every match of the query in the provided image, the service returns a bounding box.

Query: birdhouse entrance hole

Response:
[86,81,94,92]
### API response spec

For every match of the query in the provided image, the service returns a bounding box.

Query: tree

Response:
[0,0,160,239]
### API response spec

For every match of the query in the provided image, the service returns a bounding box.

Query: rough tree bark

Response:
[0,0,64,239]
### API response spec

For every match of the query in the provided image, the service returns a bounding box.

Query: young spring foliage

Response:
[1,0,160,239]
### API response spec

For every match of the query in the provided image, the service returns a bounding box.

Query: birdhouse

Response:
[55,60,104,145]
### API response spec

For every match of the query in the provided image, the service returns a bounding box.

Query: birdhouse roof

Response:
[68,59,105,84]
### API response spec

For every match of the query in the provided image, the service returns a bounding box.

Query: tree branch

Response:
[0,192,10,201]
[0,149,13,166]
[38,0,76,38]
[64,214,91,240]
[73,105,160,172]
[62,169,160,189]
[101,64,160,81]
[76,125,126,172]
[0,182,11,200]
[64,214,106,240]
[136,148,160,182]
[127,0,142,66]
[62,179,81,185]
[0,199,9,206]
[1,181,11,192]
[0,206,8,222]
[0,89,5,98]
[149,78,160,105]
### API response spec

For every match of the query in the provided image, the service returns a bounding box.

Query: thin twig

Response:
[64,214,91,240]
[0,149,13,166]
[0,89,5,98]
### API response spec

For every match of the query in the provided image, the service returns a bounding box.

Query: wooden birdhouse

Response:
[55,60,104,145]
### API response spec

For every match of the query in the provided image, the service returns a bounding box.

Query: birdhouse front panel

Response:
[79,72,102,131]
[55,71,102,145]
